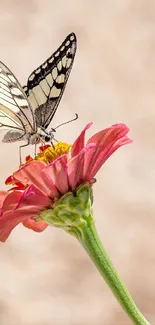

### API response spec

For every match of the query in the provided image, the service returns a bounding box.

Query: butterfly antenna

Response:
[54,113,78,130]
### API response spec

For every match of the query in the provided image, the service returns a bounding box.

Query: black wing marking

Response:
[0,61,36,134]
[23,32,77,129]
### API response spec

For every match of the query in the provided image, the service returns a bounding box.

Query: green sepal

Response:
[38,183,94,237]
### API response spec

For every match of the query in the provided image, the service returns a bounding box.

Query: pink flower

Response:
[0,123,131,242]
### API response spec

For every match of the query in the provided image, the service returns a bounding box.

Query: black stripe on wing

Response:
[24,32,77,129]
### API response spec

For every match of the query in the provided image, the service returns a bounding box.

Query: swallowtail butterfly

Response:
[0,32,77,162]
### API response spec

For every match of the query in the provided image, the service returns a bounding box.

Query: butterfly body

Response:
[0,32,77,161]
[2,126,54,144]
[29,126,55,145]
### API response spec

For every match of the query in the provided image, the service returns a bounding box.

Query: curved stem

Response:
[76,219,150,325]
[40,183,150,324]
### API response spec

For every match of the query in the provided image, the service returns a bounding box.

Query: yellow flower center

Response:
[35,142,71,164]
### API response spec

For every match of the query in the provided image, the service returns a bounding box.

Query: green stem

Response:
[76,219,150,325]
[40,183,150,324]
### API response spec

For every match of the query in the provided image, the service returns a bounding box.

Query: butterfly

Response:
[0,32,77,162]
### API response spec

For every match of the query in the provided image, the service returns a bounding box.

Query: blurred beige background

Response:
[0,0,155,324]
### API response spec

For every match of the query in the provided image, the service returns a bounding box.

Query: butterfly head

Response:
[44,135,51,142]
[36,127,56,144]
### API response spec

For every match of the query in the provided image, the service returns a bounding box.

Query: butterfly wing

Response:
[0,61,36,142]
[23,32,77,130]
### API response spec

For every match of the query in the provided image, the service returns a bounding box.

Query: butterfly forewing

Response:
[0,62,36,139]
[0,32,77,148]
[24,32,77,129]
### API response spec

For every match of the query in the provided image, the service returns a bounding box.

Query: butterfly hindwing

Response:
[2,130,26,143]
[24,32,77,129]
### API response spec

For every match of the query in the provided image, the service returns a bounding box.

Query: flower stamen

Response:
[35,142,71,164]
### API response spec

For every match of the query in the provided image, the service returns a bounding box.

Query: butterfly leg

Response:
[53,137,59,143]
[51,140,55,150]
[19,142,29,165]
[34,143,37,158]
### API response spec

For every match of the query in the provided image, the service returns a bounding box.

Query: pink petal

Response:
[14,161,57,197]
[1,191,22,214]
[14,160,45,183]
[68,143,96,190]
[43,154,69,195]
[40,169,60,199]
[17,184,51,211]
[84,123,132,180]
[0,191,9,208]
[0,185,51,242]
[0,213,22,242]
[0,209,45,242]
[22,218,48,232]
[71,122,93,157]
[1,211,47,242]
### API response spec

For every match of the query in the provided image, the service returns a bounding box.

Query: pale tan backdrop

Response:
[0,0,155,324]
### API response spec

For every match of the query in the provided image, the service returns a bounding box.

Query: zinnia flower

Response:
[0,122,131,242]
